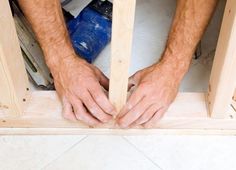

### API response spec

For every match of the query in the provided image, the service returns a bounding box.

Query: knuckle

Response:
[94,94,103,102]
[91,83,101,91]
[138,83,146,89]
[77,89,88,98]
[81,96,93,105]
[138,84,149,94]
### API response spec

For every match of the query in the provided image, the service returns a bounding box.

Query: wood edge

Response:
[0,91,236,135]
[1,128,236,136]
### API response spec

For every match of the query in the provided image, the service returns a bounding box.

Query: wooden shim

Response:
[0,0,29,115]
[0,91,236,135]
[208,0,236,118]
[109,0,136,112]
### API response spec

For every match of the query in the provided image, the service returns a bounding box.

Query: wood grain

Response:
[109,0,136,112]
[208,0,236,118]
[0,0,29,115]
[0,91,236,135]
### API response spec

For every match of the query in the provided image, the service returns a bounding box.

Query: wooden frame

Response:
[0,0,236,135]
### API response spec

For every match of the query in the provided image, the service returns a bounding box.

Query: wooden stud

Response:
[208,0,236,118]
[0,0,236,135]
[0,91,236,135]
[109,0,136,112]
[0,0,29,115]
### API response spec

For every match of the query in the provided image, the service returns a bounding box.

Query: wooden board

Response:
[208,0,236,118]
[109,0,136,112]
[0,91,236,135]
[1,0,236,135]
[0,0,29,115]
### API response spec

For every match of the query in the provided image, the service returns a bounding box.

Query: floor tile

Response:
[44,135,162,170]
[0,135,85,170]
[124,135,236,170]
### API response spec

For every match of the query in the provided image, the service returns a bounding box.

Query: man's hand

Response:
[19,0,217,127]
[117,61,181,128]
[51,55,116,126]
[18,0,116,127]
[117,0,218,128]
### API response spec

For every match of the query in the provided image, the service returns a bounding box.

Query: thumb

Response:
[95,68,109,91]
[128,72,141,91]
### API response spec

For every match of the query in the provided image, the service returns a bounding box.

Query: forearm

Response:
[18,0,76,71]
[161,0,218,79]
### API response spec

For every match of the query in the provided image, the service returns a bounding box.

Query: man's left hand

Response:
[117,61,183,128]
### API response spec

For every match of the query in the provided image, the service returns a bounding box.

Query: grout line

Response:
[41,135,89,170]
[122,136,164,170]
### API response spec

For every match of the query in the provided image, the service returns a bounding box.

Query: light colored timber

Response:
[1,0,236,135]
[0,91,236,135]
[109,0,136,112]
[208,0,236,118]
[0,0,29,115]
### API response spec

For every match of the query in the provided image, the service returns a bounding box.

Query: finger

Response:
[143,107,167,128]
[81,91,112,123]
[118,87,144,118]
[70,97,100,126]
[128,73,139,91]
[62,97,77,121]
[118,98,151,128]
[89,85,116,116]
[132,104,158,126]
[95,68,109,91]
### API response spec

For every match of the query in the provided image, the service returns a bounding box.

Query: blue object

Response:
[67,6,112,63]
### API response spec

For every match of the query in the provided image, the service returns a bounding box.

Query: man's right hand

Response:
[50,54,116,127]
[18,0,116,126]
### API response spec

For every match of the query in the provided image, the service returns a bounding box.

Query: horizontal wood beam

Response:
[0,91,236,135]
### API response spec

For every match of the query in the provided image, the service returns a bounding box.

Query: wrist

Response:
[42,39,78,70]
[157,49,192,81]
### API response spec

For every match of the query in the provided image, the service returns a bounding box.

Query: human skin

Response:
[18,0,116,126]
[117,0,218,128]
[18,0,217,128]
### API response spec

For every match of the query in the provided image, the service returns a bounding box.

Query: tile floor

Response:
[2,0,236,170]
[1,135,236,170]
